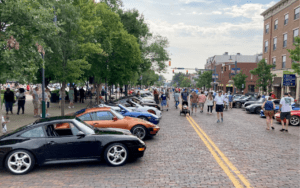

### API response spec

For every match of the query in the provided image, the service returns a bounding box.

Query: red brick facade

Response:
[215,62,259,94]
[262,0,299,68]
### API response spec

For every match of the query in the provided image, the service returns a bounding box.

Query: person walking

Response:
[2,115,9,134]
[4,88,15,115]
[174,90,180,109]
[31,87,39,117]
[206,92,214,115]
[154,89,159,105]
[279,93,294,132]
[214,91,226,123]
[68,87,75,108]
[198,91,206,113]
[190,91,198,114]
[16,88,26,115]
[74,86,78,103]
[160,91,168,111]
[79,87,85,103]
[261,97,275,130]
[46,88,51,109]
[166,88,170,109]
[228,92,233,109]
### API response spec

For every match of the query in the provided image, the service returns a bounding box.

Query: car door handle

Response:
[93,123,99,126]
[47,141,56,145]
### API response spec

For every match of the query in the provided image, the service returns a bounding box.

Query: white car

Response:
[98,104,121,111]
[128,101,162,119]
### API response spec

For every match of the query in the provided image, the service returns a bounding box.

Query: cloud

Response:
[179,0,214,4]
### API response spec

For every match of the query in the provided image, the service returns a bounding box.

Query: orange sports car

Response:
[58,107,159,140]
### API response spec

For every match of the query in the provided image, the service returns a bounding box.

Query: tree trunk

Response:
[61,82,66,116]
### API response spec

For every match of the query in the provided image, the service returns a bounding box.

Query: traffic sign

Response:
[283,74,296,86]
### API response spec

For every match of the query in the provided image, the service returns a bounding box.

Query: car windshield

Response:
[119,104,132,112]
[132,101,142,107]
[75,118,95,135]
[111,109,124,119]
[239,96,247,99]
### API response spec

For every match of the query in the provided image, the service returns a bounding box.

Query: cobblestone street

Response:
[0,97,299,188]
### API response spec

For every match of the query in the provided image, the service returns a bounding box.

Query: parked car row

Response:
[234,94,300,126]
[0,93,162,175]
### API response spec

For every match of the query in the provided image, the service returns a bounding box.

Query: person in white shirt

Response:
[279,93,294,132]
[214,91,226,123]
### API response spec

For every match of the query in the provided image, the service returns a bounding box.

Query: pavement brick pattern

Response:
[0,96,299,187]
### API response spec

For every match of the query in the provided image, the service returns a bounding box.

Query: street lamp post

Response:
[36,43,46,118]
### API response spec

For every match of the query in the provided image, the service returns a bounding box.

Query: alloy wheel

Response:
[290,116,300,126]
[132,126,146,140]
[7,152,32,174]
[106,145,127,166]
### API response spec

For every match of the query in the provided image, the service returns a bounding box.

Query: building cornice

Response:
[261,0,299,20]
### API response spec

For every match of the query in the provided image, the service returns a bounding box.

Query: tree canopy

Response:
[250,59,275,92]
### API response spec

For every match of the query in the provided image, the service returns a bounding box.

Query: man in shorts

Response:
[198,91,206,113]
[160,91,168,111]
[190,91,198,114]
[214,91,226,123]
[279,93,294,132]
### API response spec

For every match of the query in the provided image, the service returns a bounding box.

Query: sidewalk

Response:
[0,94,104,135]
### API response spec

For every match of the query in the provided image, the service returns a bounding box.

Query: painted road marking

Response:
[185,116,243,188]
[186,116,252,188]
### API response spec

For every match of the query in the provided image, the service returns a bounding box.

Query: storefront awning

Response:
[273,77,282,87]
[226,84,233,87]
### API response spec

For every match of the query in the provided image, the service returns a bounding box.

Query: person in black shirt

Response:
[4,88,15,115]
[79,87,85,103]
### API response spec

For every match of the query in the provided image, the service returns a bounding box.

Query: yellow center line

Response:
[187,116,252,188]
[186,117,244,188]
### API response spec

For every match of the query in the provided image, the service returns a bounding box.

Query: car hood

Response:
[94,127,132,135]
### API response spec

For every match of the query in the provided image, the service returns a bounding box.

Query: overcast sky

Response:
[102,0,279,80]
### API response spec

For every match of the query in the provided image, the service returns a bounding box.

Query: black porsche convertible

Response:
[0,116,146,175]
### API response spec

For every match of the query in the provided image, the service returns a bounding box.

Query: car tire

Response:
[255,107,261,114]
[131,125,147,140]
[104,143,128,167]
[290,116,300,126]
[5,150,35,175]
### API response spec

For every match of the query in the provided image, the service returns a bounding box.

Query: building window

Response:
[224,67,226,71]
[248,85,255,92]
[295,7,300,20]
[251,74,253,80]
[274,20,278,30]
[272,57,276,69]
[265,24,269,34]
[283,34,287,48]
[266,58,268,64]
[284,14,289,25]
[264,41,268,52]
[282,55,286,68]
[294,29,299,43]
[273,37,277,50]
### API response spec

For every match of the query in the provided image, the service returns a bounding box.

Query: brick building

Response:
[261,0,299,99]
[205,53,262,93]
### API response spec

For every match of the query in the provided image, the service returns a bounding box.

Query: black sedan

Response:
[0,116,146,175]
[233,95,259,108]
[246,99,280,114]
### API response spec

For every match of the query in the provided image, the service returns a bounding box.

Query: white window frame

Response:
[272,57,276,69]
[265,24,269,34]
[283,33,288,48]
[264,41,268,53]
[284,13,289,25]
[282,55,286,68]
[274,19,278,30]
[293,28,299,42]
[273,37,277,50]
[295,7,300,20]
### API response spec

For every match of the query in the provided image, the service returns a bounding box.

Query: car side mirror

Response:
[76,131,85,137]
[112,117,118,121]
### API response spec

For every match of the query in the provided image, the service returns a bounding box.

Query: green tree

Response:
[250,59,275,92]
[44,0,93,115]
[179,75,191,87]
[140,70,159,87]
[288,37,300,74]
[232,71,248,92]
[196,71,212,89]
[171,72,185,86]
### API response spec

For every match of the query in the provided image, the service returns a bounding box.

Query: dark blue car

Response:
[118,104,160,125]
